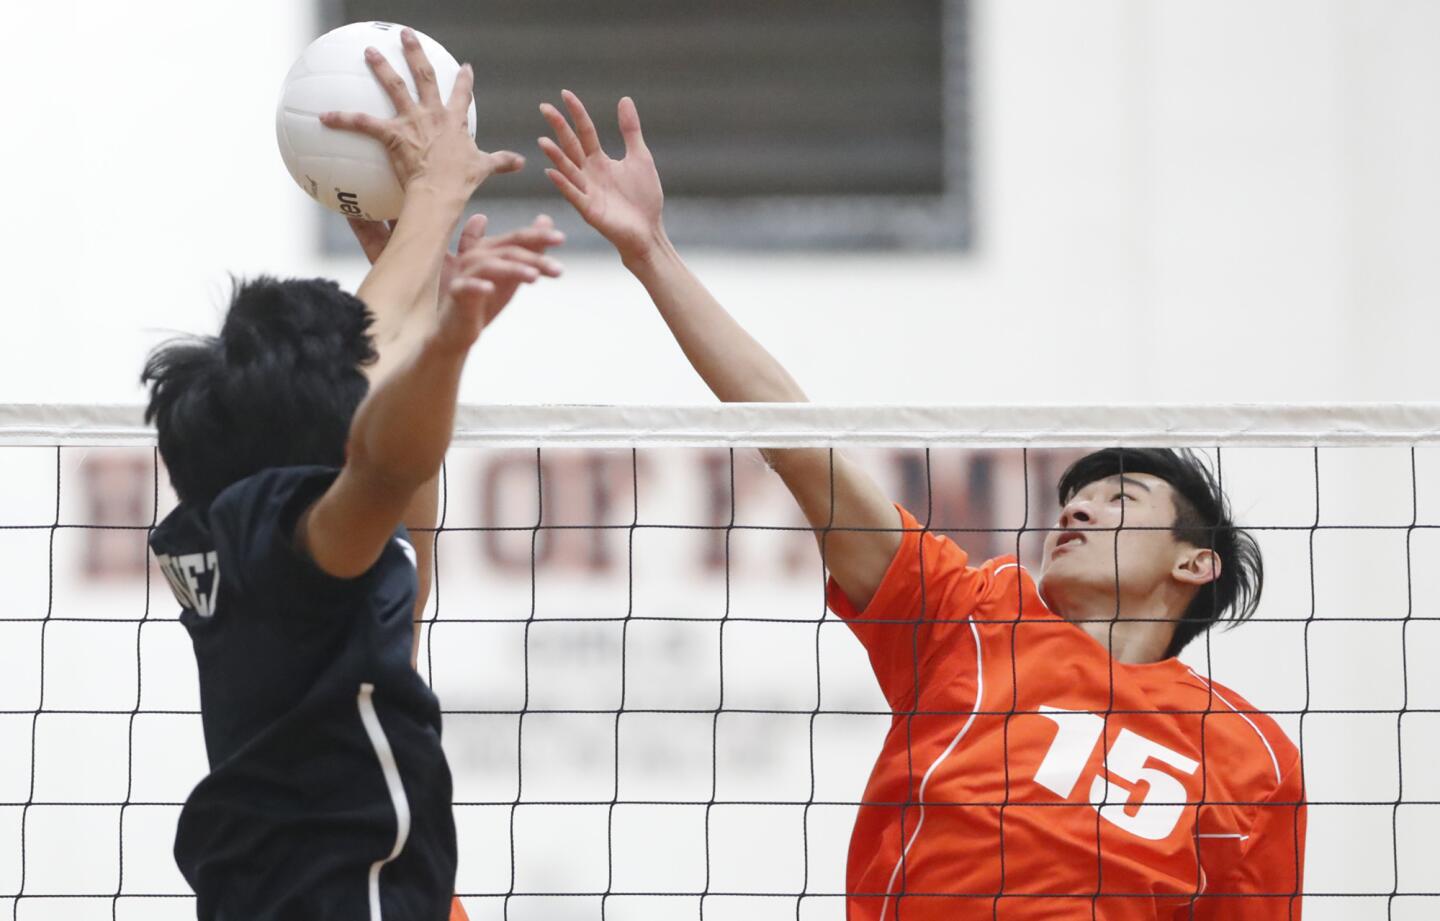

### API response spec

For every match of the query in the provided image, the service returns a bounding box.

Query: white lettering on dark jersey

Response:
[155,551,221,618]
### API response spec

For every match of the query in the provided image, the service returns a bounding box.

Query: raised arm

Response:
[346,209,563,636]
[295,28,521,581]
[538,91,900,609]
[298,273,497,578]
[319,28,524,384]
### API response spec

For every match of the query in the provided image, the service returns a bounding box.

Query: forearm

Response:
[357,186,468,371]
[347,332,468,502]
[297,331,470,581]
[624,235,825,482]
[624,235,900,602]
[624,236,807,405]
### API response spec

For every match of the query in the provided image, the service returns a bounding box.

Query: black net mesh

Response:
[1,435,1437,920]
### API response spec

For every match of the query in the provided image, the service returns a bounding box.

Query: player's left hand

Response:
[349,213,564,317]
[321,28,523,199]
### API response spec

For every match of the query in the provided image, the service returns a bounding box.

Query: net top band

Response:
[3,403,1437,448]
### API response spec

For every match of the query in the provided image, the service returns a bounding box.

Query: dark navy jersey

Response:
[149,465,456,921]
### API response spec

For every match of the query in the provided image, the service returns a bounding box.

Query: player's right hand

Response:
[446,213,565,315]
[435,275,496,353]
[322,28,523,201]
[433,215,528,344]
[538,91,666,264]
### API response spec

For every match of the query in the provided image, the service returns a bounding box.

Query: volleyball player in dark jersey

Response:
[145,32,537,921]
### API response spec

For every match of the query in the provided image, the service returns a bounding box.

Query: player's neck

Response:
[1070,616,1174,665]
[1053,590,1180,665]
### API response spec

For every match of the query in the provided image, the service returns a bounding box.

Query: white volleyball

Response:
[276,22,477,221]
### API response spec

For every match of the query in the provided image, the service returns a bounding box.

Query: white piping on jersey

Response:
[358,683,412,921]
[1197,833,1250,841]
[998,561,1058,615]
[1186,668,1282,784]
[878,618,985,921]
[396,538,417,570]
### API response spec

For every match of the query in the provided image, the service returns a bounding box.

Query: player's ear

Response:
[1173,547,1221,588]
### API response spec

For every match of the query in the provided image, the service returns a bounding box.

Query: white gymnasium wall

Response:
[3,0,1438,405]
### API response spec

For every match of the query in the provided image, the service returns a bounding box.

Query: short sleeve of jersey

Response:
[207,465,384,612]
[825,505,999,710]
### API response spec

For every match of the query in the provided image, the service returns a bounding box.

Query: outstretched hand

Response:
[538,91,665,263]
[448,213,565,311]
[432,215,550,346]
[320,28,523,201]
[435,276,497,352]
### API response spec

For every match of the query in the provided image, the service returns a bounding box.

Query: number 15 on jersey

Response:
[1033,705,1200,841]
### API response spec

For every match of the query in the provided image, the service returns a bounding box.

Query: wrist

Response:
[418,322,479,361]
[398,180,471,225]
[619,227,678,276]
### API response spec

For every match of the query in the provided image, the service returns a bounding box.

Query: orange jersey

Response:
[827,507,1306,921]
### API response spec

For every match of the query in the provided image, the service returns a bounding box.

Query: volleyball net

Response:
[1,403,1437,921]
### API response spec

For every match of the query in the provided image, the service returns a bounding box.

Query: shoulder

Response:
[973,556,1054,619]
[207,465,342,551]
[985,556,1029,585]
[868,504,978,591]
[210,465,340,522]
[1178,668,1301,791]
[892,505,1007,576]
[977,555,1027,599]
[830,506,1019,621]
[891,506,1050,612]
[206,465,375,599]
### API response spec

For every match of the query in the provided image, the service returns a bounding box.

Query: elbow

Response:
[312,551,379,581]
[345,430,433,499]
[758,368,808,404]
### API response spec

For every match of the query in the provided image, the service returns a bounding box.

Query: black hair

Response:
[1056,447,1263,658]
[142,276,377,508]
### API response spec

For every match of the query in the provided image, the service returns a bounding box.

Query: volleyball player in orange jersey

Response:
[538,90,1305,920]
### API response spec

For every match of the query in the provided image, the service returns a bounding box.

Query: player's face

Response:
[1039,473,1193,611]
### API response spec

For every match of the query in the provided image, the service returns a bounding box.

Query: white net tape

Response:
[6,402,1440,448]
